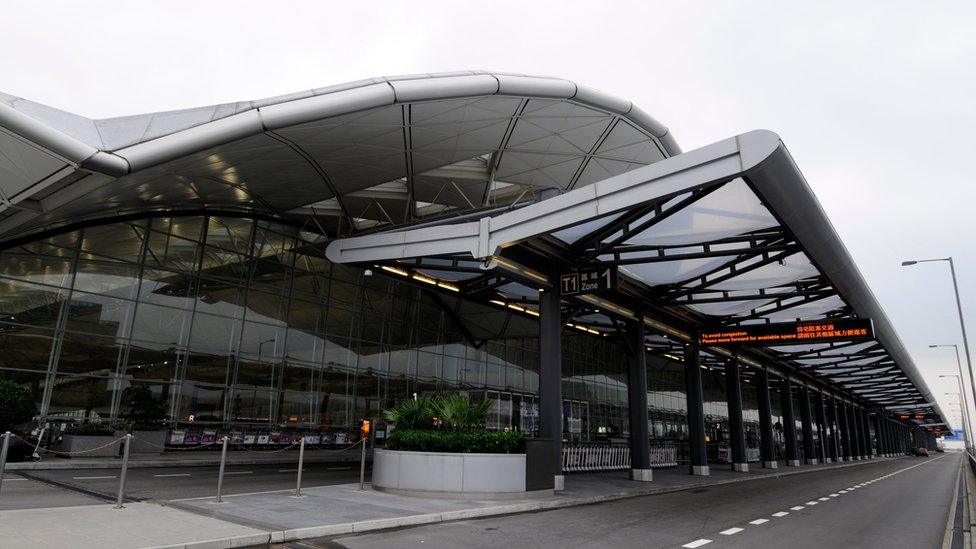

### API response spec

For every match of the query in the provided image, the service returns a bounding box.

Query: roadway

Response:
[277,453,962,549]
[8,461,366,505]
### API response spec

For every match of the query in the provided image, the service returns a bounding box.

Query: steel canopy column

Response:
[725,356,748,472]
[861,408,874,458]
[828,397,841,463]
[756,367,777,469]
[626,318,652,482]
[839,402,853,461]
[874,413,887,458]
[846,405,860,460]
[814,392,829,463]
[799,386,817,465]
[684,343,709,476]
[539,286,564,491]
[780,378,800,467]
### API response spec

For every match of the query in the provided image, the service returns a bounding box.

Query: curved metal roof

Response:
[326,130,948,430]
[0,71,679,244]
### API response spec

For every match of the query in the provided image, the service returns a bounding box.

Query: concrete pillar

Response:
[839,402,853,461]
[780,378,800,467]
[626,318,652,482]
[814,392,829,463]
[539,287,564,490]
[725,356,748,472]
[799,386,817,465]
[684,344,709,476]
[756,368,777,469]
[828,397,841,463]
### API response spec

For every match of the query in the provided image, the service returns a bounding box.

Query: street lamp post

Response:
[940,377,971,450]
[903,258,975,426]
[936,343,973,450]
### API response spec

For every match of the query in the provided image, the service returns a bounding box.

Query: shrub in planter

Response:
[118,385,166,431]
[382,394,522,454]
[64,423,116,436]
[0,379,37,432]
[386,429,523,453]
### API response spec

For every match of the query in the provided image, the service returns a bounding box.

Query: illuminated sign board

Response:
[559,266,616,296]
[700,319,873,347]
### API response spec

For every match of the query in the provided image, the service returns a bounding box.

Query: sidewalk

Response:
[5,446,370,470]
[0,456,907,548]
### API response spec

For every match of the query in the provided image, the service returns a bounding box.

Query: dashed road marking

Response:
[790,506,805,511]
[720,527,743,535]
[818,497,830,501]
[806,501,819,505]
[829,493,839,497]
[749,518,769,525]
[772,511,789,517]
[224,471,253,475]
[73,475,116,480]
[682,539,712,548]
[153,473,191,478]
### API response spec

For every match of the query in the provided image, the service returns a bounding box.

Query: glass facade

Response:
[0,214,703,442]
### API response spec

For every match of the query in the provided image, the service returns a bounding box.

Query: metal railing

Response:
[561,443,678,473]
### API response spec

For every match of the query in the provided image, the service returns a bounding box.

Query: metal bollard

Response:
[358,437,367,491]
[294,436,305,497]
[0,431,10,495]
[115,434,131,509]
[215,436,228,503]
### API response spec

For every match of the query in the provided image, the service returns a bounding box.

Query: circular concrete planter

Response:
[373,448,534,499]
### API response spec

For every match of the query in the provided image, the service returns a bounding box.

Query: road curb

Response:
[157,455,914,547]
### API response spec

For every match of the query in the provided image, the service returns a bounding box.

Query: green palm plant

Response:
[382,396,435,429]
[433,394,491,431]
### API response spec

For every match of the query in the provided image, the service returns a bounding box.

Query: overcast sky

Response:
[3,1,974,433]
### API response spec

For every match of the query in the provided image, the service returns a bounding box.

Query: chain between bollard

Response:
[215,435,229,503]
[115,434,131,509]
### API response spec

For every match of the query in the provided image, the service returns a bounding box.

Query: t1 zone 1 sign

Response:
[559,266,616,296]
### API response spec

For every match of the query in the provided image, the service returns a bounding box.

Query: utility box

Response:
[524,438,558,491]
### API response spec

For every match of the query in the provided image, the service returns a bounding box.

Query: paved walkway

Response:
[0,502,268,549]
[0,456,908,548]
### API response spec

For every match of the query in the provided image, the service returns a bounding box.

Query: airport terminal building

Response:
[0,72,947,474]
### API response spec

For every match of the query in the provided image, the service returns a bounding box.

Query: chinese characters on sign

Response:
[559,266,616,296]
[699,319,874,346]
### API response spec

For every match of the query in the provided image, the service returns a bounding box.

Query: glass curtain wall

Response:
[1,214,694,438]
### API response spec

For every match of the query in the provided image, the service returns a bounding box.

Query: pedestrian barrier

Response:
[561,443,678,473]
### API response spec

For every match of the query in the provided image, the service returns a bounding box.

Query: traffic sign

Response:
[560,266,616,296]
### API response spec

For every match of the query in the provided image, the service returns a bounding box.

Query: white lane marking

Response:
[682,539,712,548]
[224,471,253,475]
[720,527,744,535]
[277,468,307,473]
[829,493,839,497]
[73,475,116,480]
[839,490,848,493]
[818,497,830,501]
[772,511,789,517]
[790,506,805,511]
[153,473,191,478]
[806,501,819,505]
[749,518,769,525]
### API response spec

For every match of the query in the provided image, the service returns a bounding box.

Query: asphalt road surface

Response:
[273,453,961,549]
[14,461,366,504]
